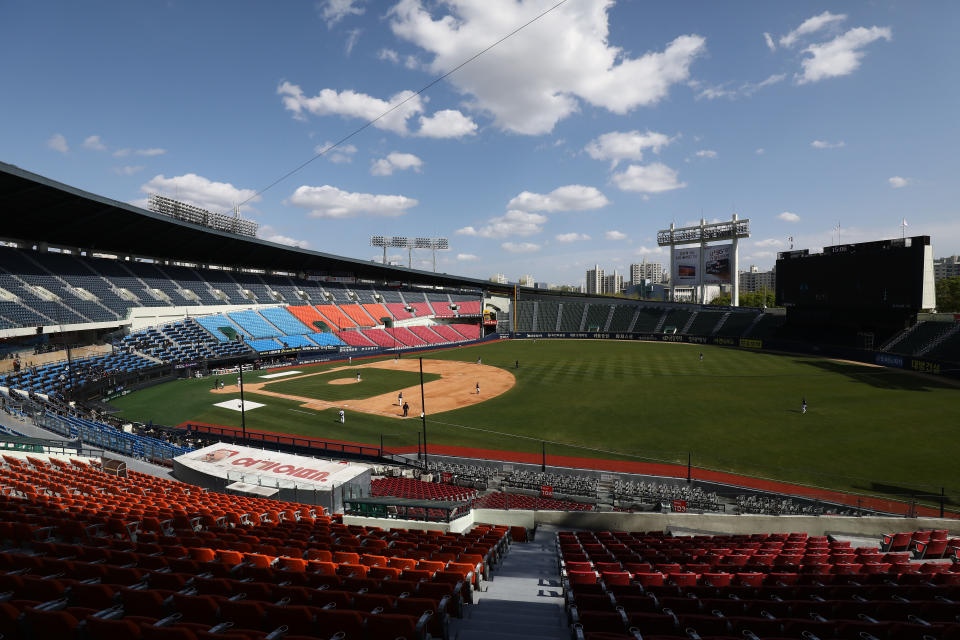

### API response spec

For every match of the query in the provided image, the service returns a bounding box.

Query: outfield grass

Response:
[260,368,439,401]
[111,340,960,501]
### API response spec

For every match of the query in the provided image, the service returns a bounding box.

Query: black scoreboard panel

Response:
[776,236,928,311]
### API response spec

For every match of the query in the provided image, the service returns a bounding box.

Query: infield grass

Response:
[260,368,440,401]
[111,340,960,501]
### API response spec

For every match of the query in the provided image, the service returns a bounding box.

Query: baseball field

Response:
[111,340,960,503]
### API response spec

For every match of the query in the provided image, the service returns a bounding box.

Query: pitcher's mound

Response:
[329,377,360,385]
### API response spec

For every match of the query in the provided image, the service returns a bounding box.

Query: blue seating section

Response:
[0,351,157,396]
[196,315,248,342]
[277,335,316,349]
[246,338,283,352]
[49,414,191,460]
[260,306,311,335]
[308,332,346,346]
[228,309,282,339]
[119,319,251,363]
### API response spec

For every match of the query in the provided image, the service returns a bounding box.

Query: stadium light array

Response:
[370,236,450,271]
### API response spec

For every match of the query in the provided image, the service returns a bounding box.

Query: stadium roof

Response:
[0,161,498,290]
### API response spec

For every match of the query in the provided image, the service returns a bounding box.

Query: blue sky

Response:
[2,1,957,286]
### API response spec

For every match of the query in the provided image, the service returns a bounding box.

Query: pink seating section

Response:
[360,328,397,348]
[473,492,593,512]
[337,330,376,347]
[430,325,466,343]
[455,300,482,316]
[385,303,414,320]
[372,478,478,502]
[450,324,480,340]
[386,327,426,347]
[0,455,512,639]
[407,325,446,345]
[407,302,433,317]
[561,529,960,640]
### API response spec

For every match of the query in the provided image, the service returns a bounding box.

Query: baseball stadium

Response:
[2,2,960,638]
[0,161,958,640]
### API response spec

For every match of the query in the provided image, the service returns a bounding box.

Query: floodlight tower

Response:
[415,237,450,272]
[370,236,388,264]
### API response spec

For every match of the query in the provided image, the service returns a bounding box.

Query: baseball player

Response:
[801,397,807,415]
[338,409,345,423]
[475,382,480,394]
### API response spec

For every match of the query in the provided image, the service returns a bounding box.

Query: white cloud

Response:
[696,73,784,100]
[456,253,478,261]
[755,238,784,248]
[797,26,891,84]
[47,133,68,153]
[555,232,590,243]
[344,28,362,55]
[888,176,912,188]
[259,225,309,249]
[115,147,166,157]
[755,148,765,155]
[315,141,357,164]
[780,11,847,48]
[417,109,478,138]
[750,251,776,260]
[83,135,107,151]
[378,48,399,63]
[113,165,144,176]
[777,211,800,223]
[695,149,717,159]
[501,241,540,254]
[404,55,419,70]
[611,162,685,194]
[763,32,776,52]
[319,0,364,27]
[634,245,666,256]
[388,0,705,135]
[506,185,610,212]
[288,185,417,218]
[456,210,547,238]
[277,81,424,135]
[370,152,423,176]
[605,230,627,240]
[811,139,846,149]
[584,130,673,168]
[140,173,259,213]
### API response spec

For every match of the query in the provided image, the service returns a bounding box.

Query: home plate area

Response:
[214,399,266,412]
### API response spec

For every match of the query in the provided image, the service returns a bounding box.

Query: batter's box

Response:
[214,399,266,412]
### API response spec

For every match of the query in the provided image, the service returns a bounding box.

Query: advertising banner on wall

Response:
[703,243,732,284]
[672,247,700,284]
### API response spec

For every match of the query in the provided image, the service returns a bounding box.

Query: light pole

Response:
[419,358,427,463]
[238,358,247,441]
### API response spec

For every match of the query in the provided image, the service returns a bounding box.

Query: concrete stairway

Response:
[454,525,567,640]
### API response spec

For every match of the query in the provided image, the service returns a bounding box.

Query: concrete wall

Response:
[471,509,960,537]
[344,512,474,534]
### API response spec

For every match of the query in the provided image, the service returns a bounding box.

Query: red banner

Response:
[541,485,553,498]
[671,499,687,513]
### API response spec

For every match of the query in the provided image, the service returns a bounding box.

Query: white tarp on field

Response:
[175,443,367,489]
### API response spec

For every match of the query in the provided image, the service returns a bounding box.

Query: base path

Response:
[211,358,515,419]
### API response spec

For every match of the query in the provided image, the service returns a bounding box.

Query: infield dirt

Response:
[210,358,515,418]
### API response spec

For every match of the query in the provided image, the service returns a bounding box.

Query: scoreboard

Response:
[775,236,933,311]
